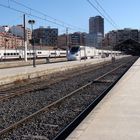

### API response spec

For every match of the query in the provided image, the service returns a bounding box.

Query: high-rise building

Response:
[87,16,104,47]
[89,16,104,36]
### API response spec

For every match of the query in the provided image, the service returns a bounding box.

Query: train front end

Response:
[67,46,80,61]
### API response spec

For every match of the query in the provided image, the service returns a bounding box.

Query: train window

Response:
[60,53,66,54]
[70,47,79,53]
[51,53,56,55]
[27,53,32,55]
[3,52,18,56]
[38,52,42,54]
[14,53,18,55]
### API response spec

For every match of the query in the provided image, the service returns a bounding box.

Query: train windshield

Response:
[70,47,79,54]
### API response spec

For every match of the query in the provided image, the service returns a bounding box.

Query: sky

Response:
[0,0,140,34]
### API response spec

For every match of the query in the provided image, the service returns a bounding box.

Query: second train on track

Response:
[0,45,121,61]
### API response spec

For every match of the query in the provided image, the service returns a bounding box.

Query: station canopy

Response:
[114,39,140,56]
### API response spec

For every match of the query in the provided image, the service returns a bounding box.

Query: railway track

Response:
[0,57,67,69]
[0,59,113,101]
[0,59,116,130]
[0,56,138,140]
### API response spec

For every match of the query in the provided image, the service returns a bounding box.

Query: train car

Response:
[0,49,67,61]
[0,49,20,60]
[36,50,50,58]
[67,46,97,61]
[59,50,67,57]
[67,45,122,61]
[49,50,66,57]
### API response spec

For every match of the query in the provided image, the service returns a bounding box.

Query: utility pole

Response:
[66,27,69,48]
[28,20,36,67]
[23,14,27,62]
[66,27,70,57]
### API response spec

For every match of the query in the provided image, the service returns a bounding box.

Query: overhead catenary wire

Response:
[86,0,118,29]
[10,0,72,28]
[10,0,67,24]
[94,0,119,29]
[0,3,69,29]
[3,0,87,32]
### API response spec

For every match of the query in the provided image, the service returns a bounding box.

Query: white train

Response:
[0,49,67,61]
[67,46,122,61]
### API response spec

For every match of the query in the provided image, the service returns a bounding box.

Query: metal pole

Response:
[4,39,6,60]
[31,24,36,67]
[28,20,35,67]
[66,27,69,48]
[23,14,27,62]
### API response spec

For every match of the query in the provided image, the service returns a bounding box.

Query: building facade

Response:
[85,33,95,47]
[0,25,32,48]
[87,16,104,48]
[33,27,58,47]
[104,28,139,48]
[0,32,24,49]
[69,32,86,46]
[89,16,104,36]
[10,25,32,42]
[58,34,67,49]
[58,32,87,49]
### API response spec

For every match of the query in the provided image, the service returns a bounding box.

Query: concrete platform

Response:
[0,58,67,69]
[67,57,140,140]
[0,56,122,86]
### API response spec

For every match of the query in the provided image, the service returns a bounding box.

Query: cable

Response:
[87,0,118,29]
[9,0,86,31]
[0,3,69,29]
[94,0,119,29]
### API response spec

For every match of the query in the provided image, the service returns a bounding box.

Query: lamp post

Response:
[4,38,8,60]
[28,20,36,67]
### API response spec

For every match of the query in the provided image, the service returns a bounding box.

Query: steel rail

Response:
[53,58,137,140]
[0,59,134,137]
[0,61,111,101]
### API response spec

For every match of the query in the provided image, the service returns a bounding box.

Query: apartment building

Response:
[0,32,24,49]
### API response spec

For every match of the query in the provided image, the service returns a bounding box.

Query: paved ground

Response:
[0,57,67,69]
[0,56,125,86]
[67,57,140,140]
[0,57,104,86]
